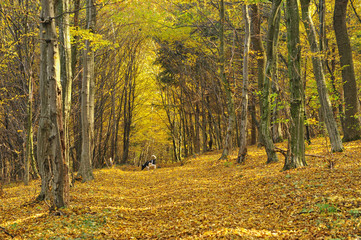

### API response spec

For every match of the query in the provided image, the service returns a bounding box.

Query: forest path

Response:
[1,138,361,239]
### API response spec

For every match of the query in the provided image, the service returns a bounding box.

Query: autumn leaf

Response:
[1,137,361,239]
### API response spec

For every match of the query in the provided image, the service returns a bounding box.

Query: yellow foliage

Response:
[1,138,361,239]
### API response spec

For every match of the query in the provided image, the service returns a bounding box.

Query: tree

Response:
[121,42,140,164]
[78,0,96,181]
[219,0,236,160]
[37,0,69,208]
[283,0,306,170]
[333,0,361,142]
[300,0,343,152]
[250,3,266,146]
[237,4,250,164]
[260,0,282,164]
[23,1,38,185]
[57,0,73,182]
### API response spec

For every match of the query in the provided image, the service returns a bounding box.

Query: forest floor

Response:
[1,138,361,239]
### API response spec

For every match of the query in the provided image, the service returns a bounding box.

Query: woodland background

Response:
[0,0,361,223]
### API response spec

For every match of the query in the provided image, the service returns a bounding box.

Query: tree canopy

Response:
[0,0,361,218]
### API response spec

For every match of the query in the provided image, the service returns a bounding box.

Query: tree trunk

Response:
[250,4,265,147]
[22,1,38,184]
[25,72,34,185]
[78,0,96,181]
[261,0,282,164]
[300,0,343,152]
[122,49,137,164]
[194,103,201,153]
[271,59,283,143]
[38,0,69,208]
[283,0,306,170]
[57,0,73,186]
[333,0,361,142]
[202,95,208,152]
[237,4,250,164]
[219,0,236,160]
[249,97,257,145]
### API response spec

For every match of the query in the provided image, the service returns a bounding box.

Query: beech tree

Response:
[237,4,250,164]
[219,0,236,160]
[37,0,69,208]
[283,0,306,170]
[57,0,73,180]
[78,0,96,182]
[333,0,361,142]
[260,0,282,164]
[300,0,343,152]
[2,0,361,185]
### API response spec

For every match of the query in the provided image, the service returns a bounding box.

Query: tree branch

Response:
[350,0,361,24]
[0,226,15,238]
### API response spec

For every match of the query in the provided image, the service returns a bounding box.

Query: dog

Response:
[141,155,157,170]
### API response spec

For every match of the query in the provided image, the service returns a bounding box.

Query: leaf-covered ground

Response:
[1,138,361,239]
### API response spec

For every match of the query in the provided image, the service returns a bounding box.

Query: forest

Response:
[1,0,361,238]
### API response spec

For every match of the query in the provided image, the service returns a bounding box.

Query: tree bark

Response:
[271,60,283,143]
[57,0,73,182]
[38,0,69,208]
[219,0,236,160]
[78,0,96,181]
[250,4,265,147]
[260,0,282,164]
[283,0,306,170]
[237,4,250,164]
[25,69,34,185]
[300,0,343,152]
[71,0,81,172]
[333,0,361,142]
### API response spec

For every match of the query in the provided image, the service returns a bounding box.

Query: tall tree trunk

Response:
[57,0,73,185]
[122,49,137,164]
[319,0,326,53]
[333,0,361,142]
[23,1,37,184]
[283,0,306,170]
[70,0,81,172]
[38,0,69,208]
[219,0,236,159]
[25,70,35,185]
[24,79,31,186]
[78,0,96,181]
[122,81,131,163]
[250,4,265,147]
[249,97,257,145]
[202,92,208,152]
[271,58,283,143]
[261,0,282,164]
[237,4,250,164]
[300,0,343,152]
[194,103,201,153]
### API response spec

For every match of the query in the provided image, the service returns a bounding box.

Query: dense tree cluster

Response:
[0,0,360,207]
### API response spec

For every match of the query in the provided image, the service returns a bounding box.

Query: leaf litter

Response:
[1,138,361,239]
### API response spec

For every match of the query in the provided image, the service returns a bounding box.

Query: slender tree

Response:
[71,0,81,172]
[24,71,33,186]
[300,0,343,152]
[24,1,37,185]
[250,3,266,146]
[333,0,361,142]
[219,0,236,160]
[78,0,96,181]
[57,0,73,180]
[283,0,306,170]
[260,0,282,164]
[237,4,250,163]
